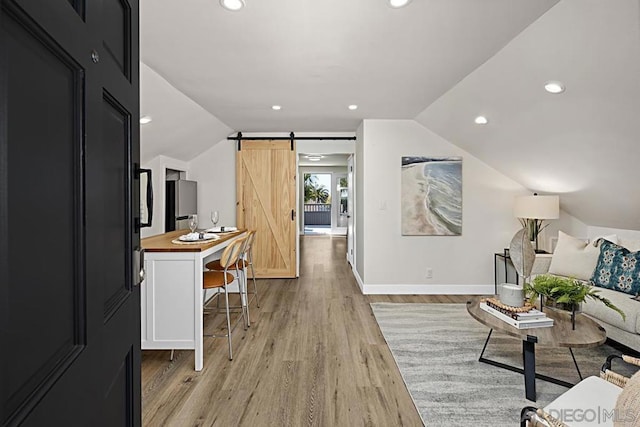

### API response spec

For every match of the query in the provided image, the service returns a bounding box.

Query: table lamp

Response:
[513,193,559,253]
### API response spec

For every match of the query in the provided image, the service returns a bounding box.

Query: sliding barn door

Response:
[237,140,297,278]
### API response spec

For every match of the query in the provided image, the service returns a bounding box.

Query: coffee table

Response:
[466,296,606,401]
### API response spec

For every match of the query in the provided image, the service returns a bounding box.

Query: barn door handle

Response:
[291,209,296,221]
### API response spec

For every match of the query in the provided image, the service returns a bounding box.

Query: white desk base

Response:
[141,235,244,371]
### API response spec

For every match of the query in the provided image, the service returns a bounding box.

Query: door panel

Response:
[101,92,132,319]
[3,7,86,422]
[101,0,130,79]
[66,0,84,19]
[1,0,140,424]
[237,140,297,278]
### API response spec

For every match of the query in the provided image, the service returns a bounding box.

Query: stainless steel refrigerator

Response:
[165,179,197,231]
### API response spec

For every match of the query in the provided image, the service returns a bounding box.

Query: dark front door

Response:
[1,0,141,425]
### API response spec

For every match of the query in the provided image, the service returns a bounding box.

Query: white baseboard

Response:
[349,264,492,295]
[360,283,494,295]
[353,266,365,293]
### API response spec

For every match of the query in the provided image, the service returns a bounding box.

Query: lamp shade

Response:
[513,195,559,219]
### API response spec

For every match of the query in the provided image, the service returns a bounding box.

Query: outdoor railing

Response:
[304,203,331,225]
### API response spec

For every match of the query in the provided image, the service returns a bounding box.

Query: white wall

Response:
[355,123,365,285]
[358,120,528,294]
[539,211,588,252]
[188,140,237,230]
[140,63,232,164]
[297,139,356,155]
[140,155,190,238]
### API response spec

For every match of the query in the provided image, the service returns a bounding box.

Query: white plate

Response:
[178,233,220,242]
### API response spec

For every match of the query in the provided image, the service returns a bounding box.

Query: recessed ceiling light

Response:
[474,116,488,125]
[389,0,412,8]
[348,105,358,110]
[140,115,152,124]
[544,81,565,94]
[306,155,324,161]
[271,105,281,111]
[220,0,245,11]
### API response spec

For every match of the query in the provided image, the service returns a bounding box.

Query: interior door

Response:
[237,140,297,278]
[0,0,141,425]
[347,155,354,265]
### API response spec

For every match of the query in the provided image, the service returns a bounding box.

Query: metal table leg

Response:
[523,337,537,401]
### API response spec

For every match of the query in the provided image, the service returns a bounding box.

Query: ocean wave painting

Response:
[401,156,462,236]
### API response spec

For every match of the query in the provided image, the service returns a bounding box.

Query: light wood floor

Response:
[142,236,470,426]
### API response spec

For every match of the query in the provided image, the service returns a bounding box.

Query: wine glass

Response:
[210,210,219,227]
[188,214,198,233]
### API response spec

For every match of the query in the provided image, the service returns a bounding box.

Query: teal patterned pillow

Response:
[591,240,640,296]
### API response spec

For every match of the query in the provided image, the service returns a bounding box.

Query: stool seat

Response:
[206,259,248,271]
[203,271,235,289]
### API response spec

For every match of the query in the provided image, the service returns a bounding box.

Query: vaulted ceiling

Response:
[140,0,640,231]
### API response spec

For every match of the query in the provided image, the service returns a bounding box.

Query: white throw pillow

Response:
[548,231,616,281]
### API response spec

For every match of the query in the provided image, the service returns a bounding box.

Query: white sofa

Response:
[543,231,640,352]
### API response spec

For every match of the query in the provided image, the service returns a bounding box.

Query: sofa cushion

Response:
[582,287,640,334]
[619,238,640,252]
[591,240,640,297]
[549,231,615,281]
[543,376,622,426]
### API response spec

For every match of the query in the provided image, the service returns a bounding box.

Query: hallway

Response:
[141,236,465,426]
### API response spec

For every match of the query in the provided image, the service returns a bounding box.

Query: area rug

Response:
[370,303,628,426]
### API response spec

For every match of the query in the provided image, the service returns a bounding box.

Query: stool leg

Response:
[224,287,233,361]
[170,350,175,361]
[235,266,248,331]
[242,266,250,328]
[249,258,259,308]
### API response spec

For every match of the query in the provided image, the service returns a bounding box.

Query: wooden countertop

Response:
[142,229,246,252]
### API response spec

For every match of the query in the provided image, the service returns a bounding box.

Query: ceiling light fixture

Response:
[388,0,412,8]
[220,0,245,11]
[306,155,323,161]
[474,116,488,125]
[271,105,281,111]
[544,81,565,94]
[140,115,152,124]
[348,105,358,110]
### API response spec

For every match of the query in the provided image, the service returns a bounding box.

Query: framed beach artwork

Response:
[401,156,462,236]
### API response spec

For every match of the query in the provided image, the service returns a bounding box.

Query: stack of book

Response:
[480,298,554,329]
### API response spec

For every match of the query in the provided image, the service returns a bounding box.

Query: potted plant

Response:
[524,274,625,329]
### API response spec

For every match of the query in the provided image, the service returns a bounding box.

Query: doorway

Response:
[298,160,349,236]
[303,173,332,235]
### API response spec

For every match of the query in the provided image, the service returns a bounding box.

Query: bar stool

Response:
[205,230,259,326]
[202,236,246,361]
